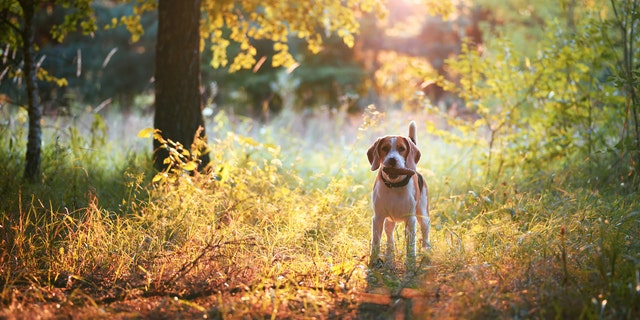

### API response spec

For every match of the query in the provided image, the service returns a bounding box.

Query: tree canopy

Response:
[123,0,385,72]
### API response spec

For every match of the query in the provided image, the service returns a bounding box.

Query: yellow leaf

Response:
[343,34,354,48]
[183,162,198,171]
[215,165,229,182]
[138,127,155,138]
[152,174,164,183]
[238,135,260,146]
[56,78,68,87]
[153,133,166,143]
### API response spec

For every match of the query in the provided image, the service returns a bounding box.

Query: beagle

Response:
[367,121,430,267]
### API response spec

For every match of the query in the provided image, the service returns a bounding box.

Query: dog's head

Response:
[367,135,421,173]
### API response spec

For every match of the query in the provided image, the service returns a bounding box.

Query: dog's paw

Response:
[419,241,431,253]
[405,256,417,270]
[417,250,432,265]
[369,257,385,269]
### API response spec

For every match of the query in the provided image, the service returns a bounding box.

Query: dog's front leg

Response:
[370,215,384,266]
[384,219,396,262]
[405,215,417,267]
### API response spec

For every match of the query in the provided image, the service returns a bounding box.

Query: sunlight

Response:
[386,0,461,23]
[2,0,638,318]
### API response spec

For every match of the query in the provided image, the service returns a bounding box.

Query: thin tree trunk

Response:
[153,0,209,171]
[20,0,43,182]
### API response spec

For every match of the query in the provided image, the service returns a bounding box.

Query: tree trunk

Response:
[154,0,209,171]
[20,0,43,182]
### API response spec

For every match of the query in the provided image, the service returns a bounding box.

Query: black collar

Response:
[382,174,412,188]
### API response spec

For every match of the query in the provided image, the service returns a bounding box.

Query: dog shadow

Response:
[356,252,432,319]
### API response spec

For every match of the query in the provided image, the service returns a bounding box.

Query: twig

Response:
[162,237,256,286]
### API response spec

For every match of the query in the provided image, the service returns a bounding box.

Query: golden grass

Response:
[1,107,639,318]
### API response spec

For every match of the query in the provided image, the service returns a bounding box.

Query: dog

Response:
[367,121,430,267]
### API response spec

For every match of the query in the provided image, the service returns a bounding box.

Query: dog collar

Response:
[382,174,412,189]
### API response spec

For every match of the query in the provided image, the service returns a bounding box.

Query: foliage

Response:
[1,2,377,117]
[198,0,386,72]
[1,0,101,182]
[0,2,156,110]
[138,126,207,184]
[607,0,640,180]
[473,0,563,56]
[376,0,635,188]
[0,0,98,95]
[123,0,384,72]
[368,0,635,184]
[200,34,366,117]
[0,0,96,44]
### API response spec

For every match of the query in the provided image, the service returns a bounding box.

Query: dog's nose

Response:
[386,158,397,167]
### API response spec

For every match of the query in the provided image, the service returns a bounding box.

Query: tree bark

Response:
[20,0,43,182]
[154,0,209,171]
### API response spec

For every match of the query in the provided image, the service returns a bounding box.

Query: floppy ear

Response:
[367,138,381,171]
[405,138,421,169]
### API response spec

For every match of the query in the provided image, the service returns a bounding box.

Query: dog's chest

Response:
[372,182,417,220]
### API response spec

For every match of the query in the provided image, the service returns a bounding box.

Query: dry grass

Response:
[1,106,639,319]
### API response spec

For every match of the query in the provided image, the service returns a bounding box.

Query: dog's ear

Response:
[367,138,381,171]
[405,138,421,169]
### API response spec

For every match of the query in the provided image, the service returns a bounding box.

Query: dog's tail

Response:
[409,121,417,145]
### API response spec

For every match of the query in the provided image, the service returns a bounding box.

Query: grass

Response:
[1,104,639,319]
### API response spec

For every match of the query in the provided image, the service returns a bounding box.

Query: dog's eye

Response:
[398,146,406,152]
[381,145,390,152]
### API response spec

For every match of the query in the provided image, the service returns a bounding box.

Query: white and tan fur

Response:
[367,121,430,266]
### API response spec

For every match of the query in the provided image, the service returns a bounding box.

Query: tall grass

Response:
[0,104,639,318]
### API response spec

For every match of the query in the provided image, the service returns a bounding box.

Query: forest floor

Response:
[0,251,552,319]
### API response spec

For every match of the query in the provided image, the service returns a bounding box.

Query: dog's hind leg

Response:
[418,213,431,250]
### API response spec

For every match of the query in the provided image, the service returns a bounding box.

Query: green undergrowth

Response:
[0,109,639,318]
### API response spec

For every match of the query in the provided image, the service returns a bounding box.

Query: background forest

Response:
[1,0,640,318]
